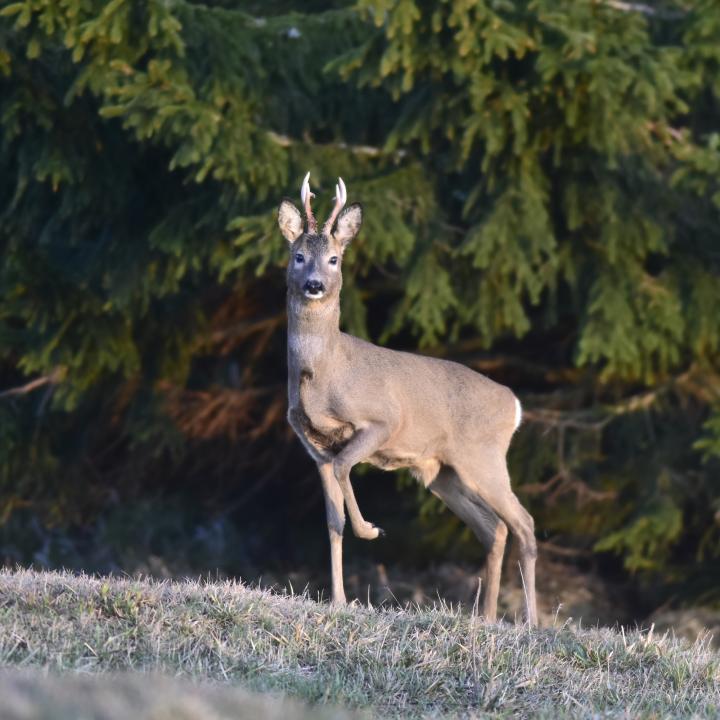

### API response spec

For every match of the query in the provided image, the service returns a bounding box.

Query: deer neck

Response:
[287,296,341,374]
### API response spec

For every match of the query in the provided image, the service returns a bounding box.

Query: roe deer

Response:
[278,173,537,625]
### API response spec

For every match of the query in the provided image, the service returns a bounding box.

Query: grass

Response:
[0,669,357,720]
[0,568,718,718]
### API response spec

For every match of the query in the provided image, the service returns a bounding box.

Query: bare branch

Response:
[539,541,593,558]
[0,370,62,400]
[206,313,285,353]
[646,121,687,146]
[601,0,686,18]
[267,131,407,161]
[522,407,611,432]
[521,366,718,433]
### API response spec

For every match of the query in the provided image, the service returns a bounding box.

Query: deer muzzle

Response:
[303,279,325,299]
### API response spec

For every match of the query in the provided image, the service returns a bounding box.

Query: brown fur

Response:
[278,189,537,625]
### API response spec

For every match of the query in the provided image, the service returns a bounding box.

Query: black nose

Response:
[303,280,325,294]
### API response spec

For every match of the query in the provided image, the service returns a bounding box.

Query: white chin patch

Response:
[304,290,325,300]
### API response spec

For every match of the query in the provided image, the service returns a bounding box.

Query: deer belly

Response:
[368,452,441,486]
[368,452,415,470]
[368,450,418,471]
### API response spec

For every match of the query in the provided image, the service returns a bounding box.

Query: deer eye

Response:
[294,253,305,264]
[329,256,338,266]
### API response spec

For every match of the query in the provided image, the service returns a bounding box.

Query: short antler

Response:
[300,171,318,234]
[322,177,347,238]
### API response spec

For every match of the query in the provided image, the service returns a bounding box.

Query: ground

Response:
[0,568,718,718]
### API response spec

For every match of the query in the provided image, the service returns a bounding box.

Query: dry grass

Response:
[0,670,357,720]
[0,568,718,718]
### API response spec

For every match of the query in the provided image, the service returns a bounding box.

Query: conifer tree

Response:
[0,0,719,600]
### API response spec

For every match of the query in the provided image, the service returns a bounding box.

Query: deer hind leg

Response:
[318,462,346,604]
[453,454,538,627]
[429,466,508,622]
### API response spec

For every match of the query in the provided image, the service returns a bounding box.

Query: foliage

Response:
[1,0,720,603]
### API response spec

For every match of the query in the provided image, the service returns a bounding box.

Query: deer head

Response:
[278,172,362,303]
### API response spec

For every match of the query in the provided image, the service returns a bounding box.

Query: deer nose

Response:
[303,280,325,295]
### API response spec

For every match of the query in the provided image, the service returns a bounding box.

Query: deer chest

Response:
[292,373,355,454]
[294,404,354,454]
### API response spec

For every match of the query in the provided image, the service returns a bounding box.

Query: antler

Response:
[322,177,347,238]
[300,171,318,234]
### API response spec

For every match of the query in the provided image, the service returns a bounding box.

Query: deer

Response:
[278,173,538,626]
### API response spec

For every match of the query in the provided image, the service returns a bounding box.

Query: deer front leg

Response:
[333,422,391,540]
[318,462,346,604]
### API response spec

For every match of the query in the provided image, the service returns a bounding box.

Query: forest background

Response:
[1,0,719,622]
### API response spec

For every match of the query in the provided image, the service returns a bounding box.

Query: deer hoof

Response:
[366,524,385,540]
[355,522,383,540]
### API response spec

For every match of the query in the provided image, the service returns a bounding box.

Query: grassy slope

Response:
[0,670,357,720]
[0,569,718,718]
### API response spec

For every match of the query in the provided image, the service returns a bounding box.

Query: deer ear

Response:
[332,203,362,248]
[278,199,304,244]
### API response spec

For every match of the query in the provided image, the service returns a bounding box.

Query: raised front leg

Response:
[333,422,391,540]
[318,462,346,604]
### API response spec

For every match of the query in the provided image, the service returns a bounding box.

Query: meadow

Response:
[0,568,718,718]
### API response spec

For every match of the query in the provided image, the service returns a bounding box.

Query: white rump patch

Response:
[514,397,522,430]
